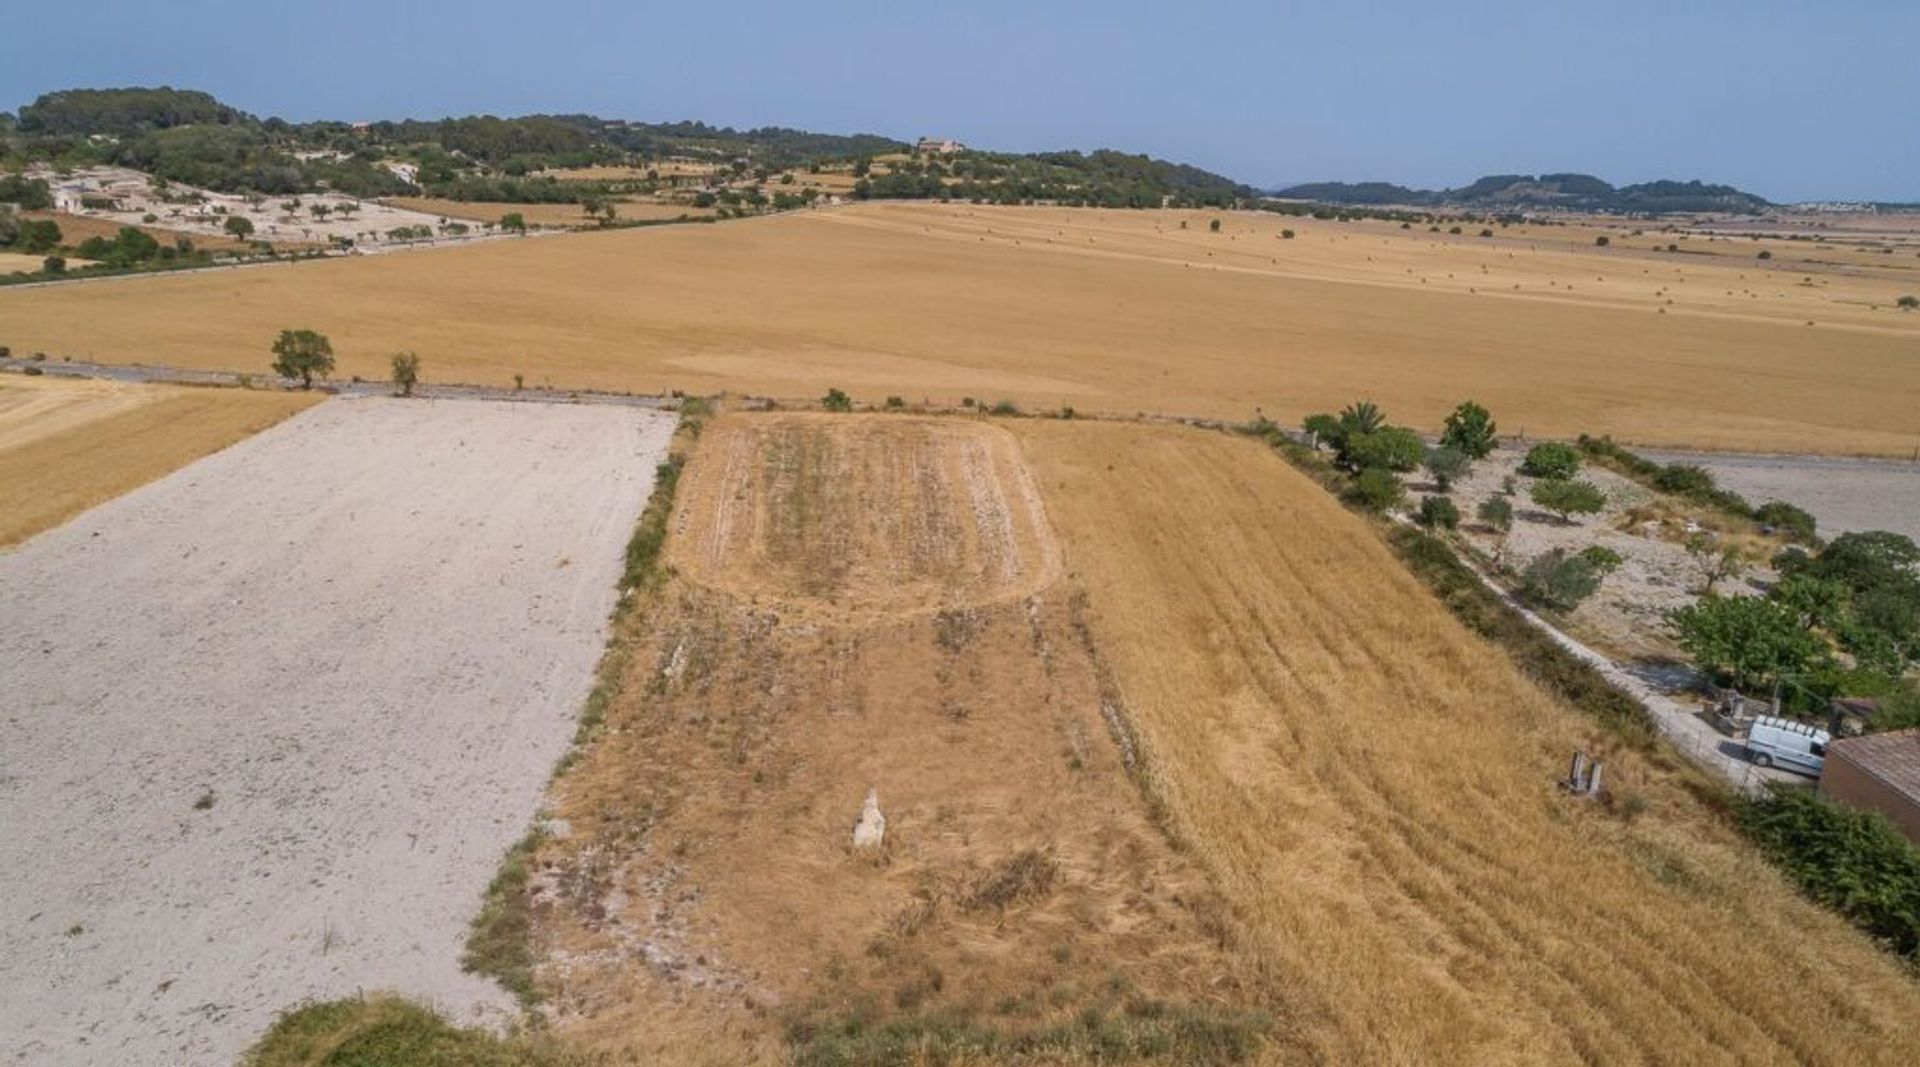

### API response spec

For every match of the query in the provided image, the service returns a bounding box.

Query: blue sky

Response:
[5,1,1914,202]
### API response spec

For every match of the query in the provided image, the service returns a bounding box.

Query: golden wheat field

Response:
[2,203,1918,454]
[0,374,318,545]
[1010,418,1920,1064]
[485,411,1920,1066]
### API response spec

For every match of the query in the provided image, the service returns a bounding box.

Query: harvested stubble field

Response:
[493,412,1920,1066]
[3,203,1917,455]
[0,372,317,545]
[385,197,716,228]
[0,397,675,1065]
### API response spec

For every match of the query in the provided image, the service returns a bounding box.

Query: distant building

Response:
[916,137,965,155]
[1821,729,1920,845]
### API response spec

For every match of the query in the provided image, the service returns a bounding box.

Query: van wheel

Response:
[1752,752,1773,768]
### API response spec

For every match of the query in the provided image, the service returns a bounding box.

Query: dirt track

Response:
[0,397,674,1065]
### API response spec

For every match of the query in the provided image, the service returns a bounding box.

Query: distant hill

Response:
[1272,173,1771,214]
[3,86,1245,209]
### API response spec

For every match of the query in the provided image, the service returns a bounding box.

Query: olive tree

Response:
[1530,478,1606,524]
[390,351,421,397]
[270,329,335,389]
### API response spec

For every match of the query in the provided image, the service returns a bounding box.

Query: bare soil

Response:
[0,397,675,1065]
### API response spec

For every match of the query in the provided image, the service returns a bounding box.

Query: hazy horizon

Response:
[5,0,1915,203]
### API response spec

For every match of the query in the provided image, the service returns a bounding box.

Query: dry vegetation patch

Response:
[522,412,1256,1064]
[0,374,318,545]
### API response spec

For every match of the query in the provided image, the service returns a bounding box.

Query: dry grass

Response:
[0,204,1915,454]
[384,198,715,228]
[1009,418,1920,1064]
[523,412,1251,1064]
[21,209,258,252]
[0,375,318,545]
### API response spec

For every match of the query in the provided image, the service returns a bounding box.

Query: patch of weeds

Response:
[787,1001,1267,1067]
[193,789,216,811]
[245,994,586,1067]
[461,827,547,1007]
[961,848,1059,912]
[988,399,1020,416]
[65,923,84,937]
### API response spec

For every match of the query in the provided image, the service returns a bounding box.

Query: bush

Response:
[1208,218,1221,232]
[1418,495,1460,529]
[1899,294,1918,310]
[1738,785,1920,961]
[1520,441,1580,479]
[42,255,65,274]
[1302,412,1341,449]
[1594,235,1610,247]
[1530,478,1607,523]
[821,387,853,412]
[1345,426,1423,472]
[1757,249,1773,260]
[1754,500,1818,544]
[883,395,905,409]
[1439,400,1497,458]
[1653,463,1716,496]
[1345,468,1404,512]
[1281,229,1295,239]
[1422,445,1471,489]
[1520,549,1603,610]
[1578,545,1625,573]
[1476,495,1513,532]
[389,351,421,397]
[989,399,1019,416]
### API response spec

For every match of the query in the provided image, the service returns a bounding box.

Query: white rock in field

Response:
[852,787,886,849]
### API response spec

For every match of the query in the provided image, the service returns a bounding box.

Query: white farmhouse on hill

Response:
[916,137,965,155]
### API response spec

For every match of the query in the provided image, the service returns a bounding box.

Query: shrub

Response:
[1738,786,1920,961]
[989,399,1019,416]
[1422,445,1471,489]
[1594,235,1610,247]
[1418,495,1460,529]
[1520,441,1580,479]
[1208,218,1221,233]
[1653,463,1716,496]
[1578,545,1625,573]
[1530,478,1606,523]
[390,351,421,397]
[1899,294,1918,310]
[1520,549,1603,610]
[1439,400,1498,458]
[1757,249,1772,260]
[1754,500,1817,544]
[1281,229,1295,239]
[42,255,65,274]
[1345,468,1404,512]
[1478,228,1493,238]
[1301,412,1341,450]
[883,395,905,409]
[1476,495,1513,532]
[821,387,853,412]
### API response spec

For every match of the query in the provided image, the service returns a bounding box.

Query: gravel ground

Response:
[0,397,674,1065]
[1640,449,1920,544]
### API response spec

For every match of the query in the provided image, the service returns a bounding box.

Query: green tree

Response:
[1753,501,1817,544]
[1685,534,1745,595]
[1476,495,1513,532]
[1302,412,1341,450]
[270,329,335,389]
[1208,218,1221,233]
[821,387,853,412]
[18,218,62,253]
[1670,595,1827,692]
[1422,445,1471,489]
[1439,400,1498,458]
[1417,495,1459,529]
[1345,468,1404,512]
[1529,478,1606,524]
[1346,427,1424,472]
[1897,294,1918,310]
[390,351,421,397]
[499,212,527,234]
[1520,549,1603,610]
[1520,441,1580,479]
[224,215,254,240]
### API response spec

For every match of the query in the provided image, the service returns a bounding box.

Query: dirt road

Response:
[0,397,674,1065]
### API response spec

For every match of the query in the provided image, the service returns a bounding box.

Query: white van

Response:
[1745,715,1829,777]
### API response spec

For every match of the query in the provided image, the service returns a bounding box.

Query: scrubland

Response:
[0,374,317,545]
[2,203,1916,454]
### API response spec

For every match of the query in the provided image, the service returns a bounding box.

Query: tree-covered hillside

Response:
[1274,172,1771,214]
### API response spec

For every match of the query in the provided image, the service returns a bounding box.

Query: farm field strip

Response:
[0,373,319,546]
[0,397,675,1066]
[1,202,1915,455]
